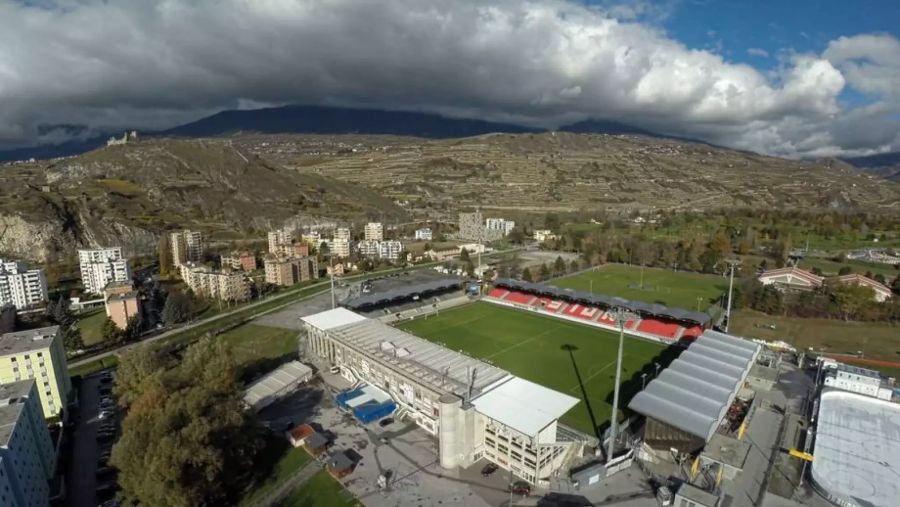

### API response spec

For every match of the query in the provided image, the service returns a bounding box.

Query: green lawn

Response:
[797,257,899,279]
[398,302,668,434]
[277,470,360,507]
[552,264,728,311]
[216,324,299,372]
[730,309,900,360]
[76,309,109,346]
[239,445,313,507]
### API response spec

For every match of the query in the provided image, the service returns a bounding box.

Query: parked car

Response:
[511,481,531,496]
[378,417,394,427]
[481,463,498,477]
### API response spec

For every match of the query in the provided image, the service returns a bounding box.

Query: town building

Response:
[103,281,139,331]
[0,327,71,419]
[334,227,351,241]
[179,264,250,302]
[364,222,384,242]
[77,247,131,295]
[264,256,319,287]
[268,228,294,254]
[832,273,893,302]
[303,308,586,485]
[0,379,55,507]
[0,260,48,310]
[458,211,485,241]
[485,218,516,236]
[170,230,204,267]
[533,230,557,242]
[327,238,351,258]
[301,231,322,248]
[823,363,893,400]
[415,227,433,241]
[221,252,257,272]
[379,240,403,261]
[358,240,380,258]
[757,267,824,292]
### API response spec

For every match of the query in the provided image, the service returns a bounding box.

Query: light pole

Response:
[608,307,637,461]
[589,279,593,295]
[654,362,660,378]
[330,254,336,309]
[724,259,741,332]
[640,372,648,390]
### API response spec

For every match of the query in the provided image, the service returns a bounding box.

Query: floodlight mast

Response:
[608,307,637,460]
[724,259,741,332]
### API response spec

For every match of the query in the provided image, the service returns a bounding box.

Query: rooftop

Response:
[677,482,720,506]
[0,381,34,448]
[0,326,60,357]
[244,361,312,408]
[301,307,368,331]
[0,379,36,403]
[628,330,760,442]
[812,390,900,507]
[472,376,579,437]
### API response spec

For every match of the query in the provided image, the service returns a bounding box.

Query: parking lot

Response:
[64,370,120,507]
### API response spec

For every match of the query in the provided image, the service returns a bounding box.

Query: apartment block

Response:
[0,380,55,507]
[0,260,48,310]
[328,239,351,258]
[179,264,250,302]
[364,222,383,242]
[77,248,131,295]
[301,231,322,248]
[379,240,403,261]
[170,230,204,267]
[268,228,294,255]
[458,211,484,241]
[358,240,380,257]
[485,218,516,236]
[221,252,257,272]
[414,227,433,241]
[0,327,71,419]
[264,256,319,287]
[334,227,351,241]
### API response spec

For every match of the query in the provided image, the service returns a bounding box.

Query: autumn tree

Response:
[158,233,173,277]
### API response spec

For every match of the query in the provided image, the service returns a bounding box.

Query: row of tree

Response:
[734,278,900,322]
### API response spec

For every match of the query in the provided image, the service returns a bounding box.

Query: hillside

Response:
[843,151,900,182]
[0,138,405,262]
[238,132,900,213]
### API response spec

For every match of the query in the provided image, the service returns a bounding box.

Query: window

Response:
[36,352,42,357]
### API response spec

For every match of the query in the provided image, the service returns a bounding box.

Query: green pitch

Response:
[553,264,728,311]
[397,302,667,435]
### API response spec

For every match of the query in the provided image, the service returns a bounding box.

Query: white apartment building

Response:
[268,228,294,255]
[0,380,55,507]
[170,230,204,267]
[485,218,516,236]
[533,230,557,242]
[179,264,250,302]
[334,227,351,241]
[379,240,403,261]
[327,238,351,258]
[301,231,322,248]
[415,227,433,241]
[0,260,48,310]
[364,222,384,242]
[0,327,71,419]
[358,240,380,257]
[78,248,131,295]
[303,309,586,485]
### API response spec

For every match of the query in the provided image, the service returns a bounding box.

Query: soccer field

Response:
[397,302,668,435]
[553,264,728,311]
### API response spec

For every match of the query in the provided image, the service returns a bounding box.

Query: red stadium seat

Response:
[504,291,535,305]
[637,319,681,339]
[488,288,509,299]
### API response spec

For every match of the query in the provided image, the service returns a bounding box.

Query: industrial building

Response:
[811,390,900,507]
[823,363,893,400]
[0,260,48,310]
[628,330,761,454]
[0,380,55,507]
[77,247,131,295]
[243,361,313,412]
[0,327,71,419]
[302,308,587,485]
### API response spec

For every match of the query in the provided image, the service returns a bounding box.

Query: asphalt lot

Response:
[65,371,119,507]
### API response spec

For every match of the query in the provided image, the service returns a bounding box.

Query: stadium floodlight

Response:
[608,307,639,461]
[724,259,742,332]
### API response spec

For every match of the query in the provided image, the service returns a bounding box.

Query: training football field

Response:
[553,264,728,311]
[397,302,667,435]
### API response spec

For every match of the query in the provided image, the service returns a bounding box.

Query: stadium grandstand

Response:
[486,279,711,343]
[303,308,592,485]
[344,277,463,312]
[627,330,760,454]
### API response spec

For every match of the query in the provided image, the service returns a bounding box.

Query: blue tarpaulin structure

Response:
[336,385,396,424]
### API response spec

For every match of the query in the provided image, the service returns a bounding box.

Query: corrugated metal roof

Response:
[472,376,579,437]
[628,330,760,442]
[344,277,463,309]
[301,307,368,330]
[244,361,312,409]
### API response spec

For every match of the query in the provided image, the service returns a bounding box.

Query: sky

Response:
[0,0,898,158]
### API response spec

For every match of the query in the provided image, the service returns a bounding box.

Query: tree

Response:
[539,263,551,280]
[838,266,852,276]
[508,227,525,244]
[124,314,143,342]
[102,317,124,344]
[522,268,534,282]
[0,305,16,333]
[158,233,173,277]
[460,247,470,262]
[774,235,793,267]
[832,284,875,321]
[111,337,262,506]
[63,326,84,351]
[545,213,561,232]
[162,291,193,326]
[465,259,475,278]
[893,276,900,296]
[553,256,566,275]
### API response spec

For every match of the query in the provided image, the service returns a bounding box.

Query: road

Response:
[68,249,523,370]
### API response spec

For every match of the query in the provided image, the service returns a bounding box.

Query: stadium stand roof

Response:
[244,361,313,411]
[628,330,760,442]
[472,376,579,437]
[344,277,464,310]
[301,307,368,330]
[308,315,511,398]
[493,278,711,325]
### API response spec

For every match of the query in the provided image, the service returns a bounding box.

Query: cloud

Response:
[0,0,896,158]
[747,48,769,58]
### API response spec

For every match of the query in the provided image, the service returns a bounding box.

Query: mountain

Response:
[162,104,538,139]
[843,152,900,182]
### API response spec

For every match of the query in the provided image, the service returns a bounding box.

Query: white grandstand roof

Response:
[813,390,900,507]
[320,317,511,397]
[628,330,760,442]
[244,361,312,409]
[472,376,579,437]
[301,307,368,330]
